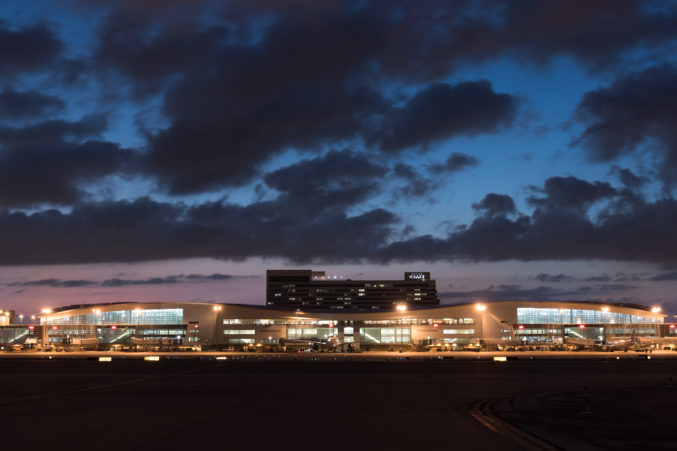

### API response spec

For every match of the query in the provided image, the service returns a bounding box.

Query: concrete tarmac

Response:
[0,357,675,450]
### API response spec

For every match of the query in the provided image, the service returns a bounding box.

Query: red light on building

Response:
[433,323,439,328]
[111,325,117,330]
[579,324,586,329]
[52,326,57,330]
[518,325,524,330]
[670,324,676,329]
[194,324,199,328]
[28,325,35,330]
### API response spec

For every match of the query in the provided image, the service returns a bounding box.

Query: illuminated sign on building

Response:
[405,272,430,281]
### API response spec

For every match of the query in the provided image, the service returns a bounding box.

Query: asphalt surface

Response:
[0,357,675,450]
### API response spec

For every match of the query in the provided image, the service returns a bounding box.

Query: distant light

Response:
[52,326,58,330]
[433,323,439,328]
[493,356,507,362]
[518,325,524,330]
[99,356,112,362]
[579,324,586,329]
[111,325,117,330]
[396,304,407,312]
[651,306,662,313]
[194,324,199,328]
[670,324,676,329]
[41,308,52,314]
[144,356,160,362]
[601,307,609,313]
[212,305,222,312]
[475,303,487,312]
[216,356,228,360]
[28,325,35,330]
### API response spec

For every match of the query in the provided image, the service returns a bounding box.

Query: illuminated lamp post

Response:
[475,303,486,349]
[396,304,407,347]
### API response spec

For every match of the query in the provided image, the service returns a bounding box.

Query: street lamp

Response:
[19,314,24,324]
[475,303,486,349]
[396,304,407,346]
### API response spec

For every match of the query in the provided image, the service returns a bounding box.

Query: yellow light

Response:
[41,308,52,314]
[601,307,609,312]
[475,303,487,312]
[493,356,507,362]
[99,356,112,362]
[212,305,223,312]
[651,306,662,313]
[144,356,160,361]
[216,356,228,360]
[396,304,407,312]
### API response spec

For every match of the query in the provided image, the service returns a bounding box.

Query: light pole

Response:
[475,303,486,349]
[396,304,407,347]
[19,314,24,325]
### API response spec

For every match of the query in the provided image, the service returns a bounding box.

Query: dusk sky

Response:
[2,0,677,317]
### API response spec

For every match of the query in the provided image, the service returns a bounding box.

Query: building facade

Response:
[266,270,439,310]
[0,300,670,351]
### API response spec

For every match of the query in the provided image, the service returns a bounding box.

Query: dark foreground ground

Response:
[0,358,675,450]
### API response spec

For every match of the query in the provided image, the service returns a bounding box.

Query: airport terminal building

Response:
[1,300,672,351]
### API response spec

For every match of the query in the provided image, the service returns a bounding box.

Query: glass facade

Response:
[43,308,183,325]
[360,327,410,343]
[517,308,658,324]
[287,328,337,339]
[0,327,33,344]
[442,329,475,335]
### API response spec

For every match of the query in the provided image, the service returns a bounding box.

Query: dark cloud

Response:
[430,152,480,176]
[472,193,516,217]
[77,0,677,195]
[264,150,386,210]
[533,273,572,283]
[583,272,643,283]
[368,81,517,153]
[3,172,677,266]
[574,64,677,182]
[0,88,65,120]
[583,274,613,282]
[576,284,637,293]
[392,163,437,198]
[0,116,134,207]
[379,175,677,265]
[528,176,616,213]
[609,166,649,189]
[0,191,397,264]
[6,273,236,288]
[7,279,95,288]
[101,276,182,287]
[92,2,523,193]
[0,21,63,78]
[649,271,677,281]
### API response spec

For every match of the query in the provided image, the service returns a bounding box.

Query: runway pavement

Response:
[0,357,674,450]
